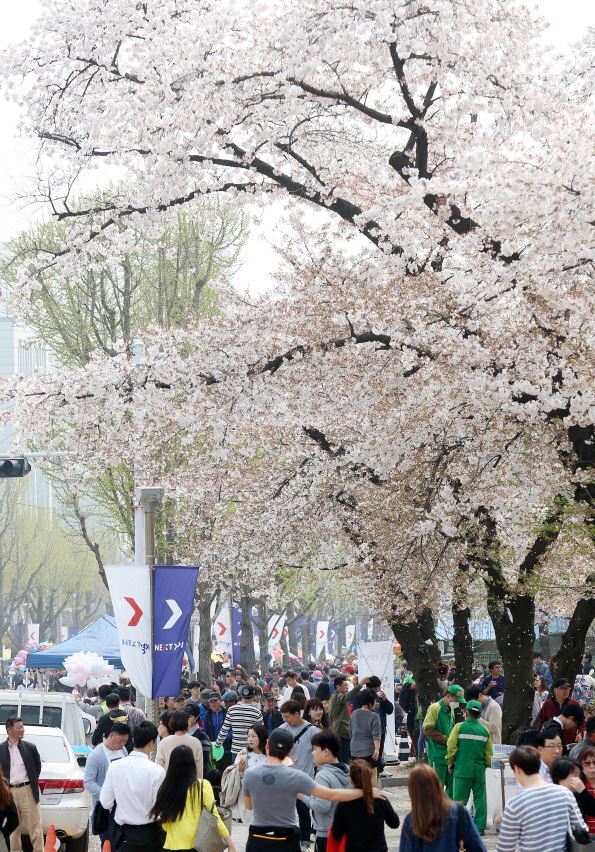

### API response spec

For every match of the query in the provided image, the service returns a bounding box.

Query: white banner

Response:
[315,620,329,660]
[268,614,286,655]
[105,564,152,697]
[27,624,39,645]
[357,639,397,755]
[345,624,355,649]
[214,606,233,655]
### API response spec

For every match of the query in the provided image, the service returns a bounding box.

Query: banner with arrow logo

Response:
[153,565,199,697]
[105,565,152,697]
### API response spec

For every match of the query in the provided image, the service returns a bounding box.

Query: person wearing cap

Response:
[216,685,263,756]
[536,678,585,745]
[242,728,387,852]
[446,700,493,834]
[204,692,227,742]
[198,688,214,726]
[423,685,466,795]
[262,693,283,736]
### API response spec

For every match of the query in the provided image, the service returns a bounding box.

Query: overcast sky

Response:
[1,1,594,293]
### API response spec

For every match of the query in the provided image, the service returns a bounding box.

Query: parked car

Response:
[0,725,90,852]
[0,691,88,754]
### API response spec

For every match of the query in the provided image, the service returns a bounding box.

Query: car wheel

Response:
[67,828,89,852]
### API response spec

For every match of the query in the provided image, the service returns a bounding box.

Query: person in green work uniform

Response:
[446,699,493,834]
[422,684,466,795]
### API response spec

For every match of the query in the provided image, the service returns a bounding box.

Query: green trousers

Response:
[431,756,453,797]
[453,765,487,832]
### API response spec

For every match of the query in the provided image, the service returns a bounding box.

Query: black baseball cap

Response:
[553,678,571,689]
[268,728,294,752]
[239,685,255,699]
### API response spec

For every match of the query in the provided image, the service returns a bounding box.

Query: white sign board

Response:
[105,564,152,697]
[357,640,397,755]
[214,606,233,656]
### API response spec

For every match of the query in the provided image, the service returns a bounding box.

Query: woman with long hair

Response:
[531,674,549,724]
[0,770,18,848]
[152,745,236,852]
[304,699,330,730]
[399,764,485,851]
[232,725,268,823]
[331,759,399,852]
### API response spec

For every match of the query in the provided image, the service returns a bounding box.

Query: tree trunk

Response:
[452,601,474,685]
[337,620,346,656]
[287,606,298,661]
[239,595,256,672]
[556,574,595,684]
[488,595,535,744]
[390,608,441,714]
[256,600,269,672]
[197,587,213,684]
[302,621,313,664]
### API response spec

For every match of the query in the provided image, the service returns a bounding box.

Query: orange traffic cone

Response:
[44,825,60,851]
[102,841,112,852]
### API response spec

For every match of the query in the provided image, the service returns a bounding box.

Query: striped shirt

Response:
[215,702,263,754]
[496,784,586,852]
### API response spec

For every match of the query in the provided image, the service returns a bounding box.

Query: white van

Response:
[0,691,87,754]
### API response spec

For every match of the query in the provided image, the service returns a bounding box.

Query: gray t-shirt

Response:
[278,721,318,776]
[243,763,316,827]
[349,708,381,757]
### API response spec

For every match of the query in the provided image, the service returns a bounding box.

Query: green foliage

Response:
[2,200,246,368]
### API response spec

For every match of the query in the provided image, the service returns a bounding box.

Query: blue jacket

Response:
[399,804,486,852]
[83,744,127,807]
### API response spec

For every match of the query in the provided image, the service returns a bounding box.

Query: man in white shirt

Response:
[282,671,309,703]
[100,721,165,852]
[536,729,563,782]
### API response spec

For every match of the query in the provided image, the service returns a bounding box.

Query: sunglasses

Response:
[582,760,595,766]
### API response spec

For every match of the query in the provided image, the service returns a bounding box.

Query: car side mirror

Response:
[82,718,91,735]
[77,755,87,767]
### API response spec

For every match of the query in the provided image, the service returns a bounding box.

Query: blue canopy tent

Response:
[26,615,123,669]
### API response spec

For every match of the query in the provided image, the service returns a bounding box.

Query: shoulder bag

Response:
[193,780,232,852]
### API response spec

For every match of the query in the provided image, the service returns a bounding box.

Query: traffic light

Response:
[0,457,31,478]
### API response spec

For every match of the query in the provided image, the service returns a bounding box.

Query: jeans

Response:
[296,798,312,842]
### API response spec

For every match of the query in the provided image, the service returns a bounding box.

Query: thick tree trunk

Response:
[488,596,535,744]
[302,621,313,664]
[197,588,213,684]
[390,608,441,714]
[337,620,346,656]
[556,575,595,684]
[239,594,256,672]
[452,602,474,685]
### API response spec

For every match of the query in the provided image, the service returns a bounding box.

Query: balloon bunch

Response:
[13,650,27,668]
[59,651,115,689]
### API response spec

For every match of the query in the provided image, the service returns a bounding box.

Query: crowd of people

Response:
[1,651,595,851]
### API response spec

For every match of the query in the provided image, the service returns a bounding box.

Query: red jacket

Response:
[537,697,584,745]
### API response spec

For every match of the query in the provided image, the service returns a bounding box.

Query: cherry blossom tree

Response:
[1,0,593,735]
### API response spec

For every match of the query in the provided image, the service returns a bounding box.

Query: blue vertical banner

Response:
[231,607,242,667]
[152,565,199,698]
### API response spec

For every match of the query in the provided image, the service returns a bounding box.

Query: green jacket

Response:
[423,699,454,761]
[446,717,493,777]
[328,690,350,739]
